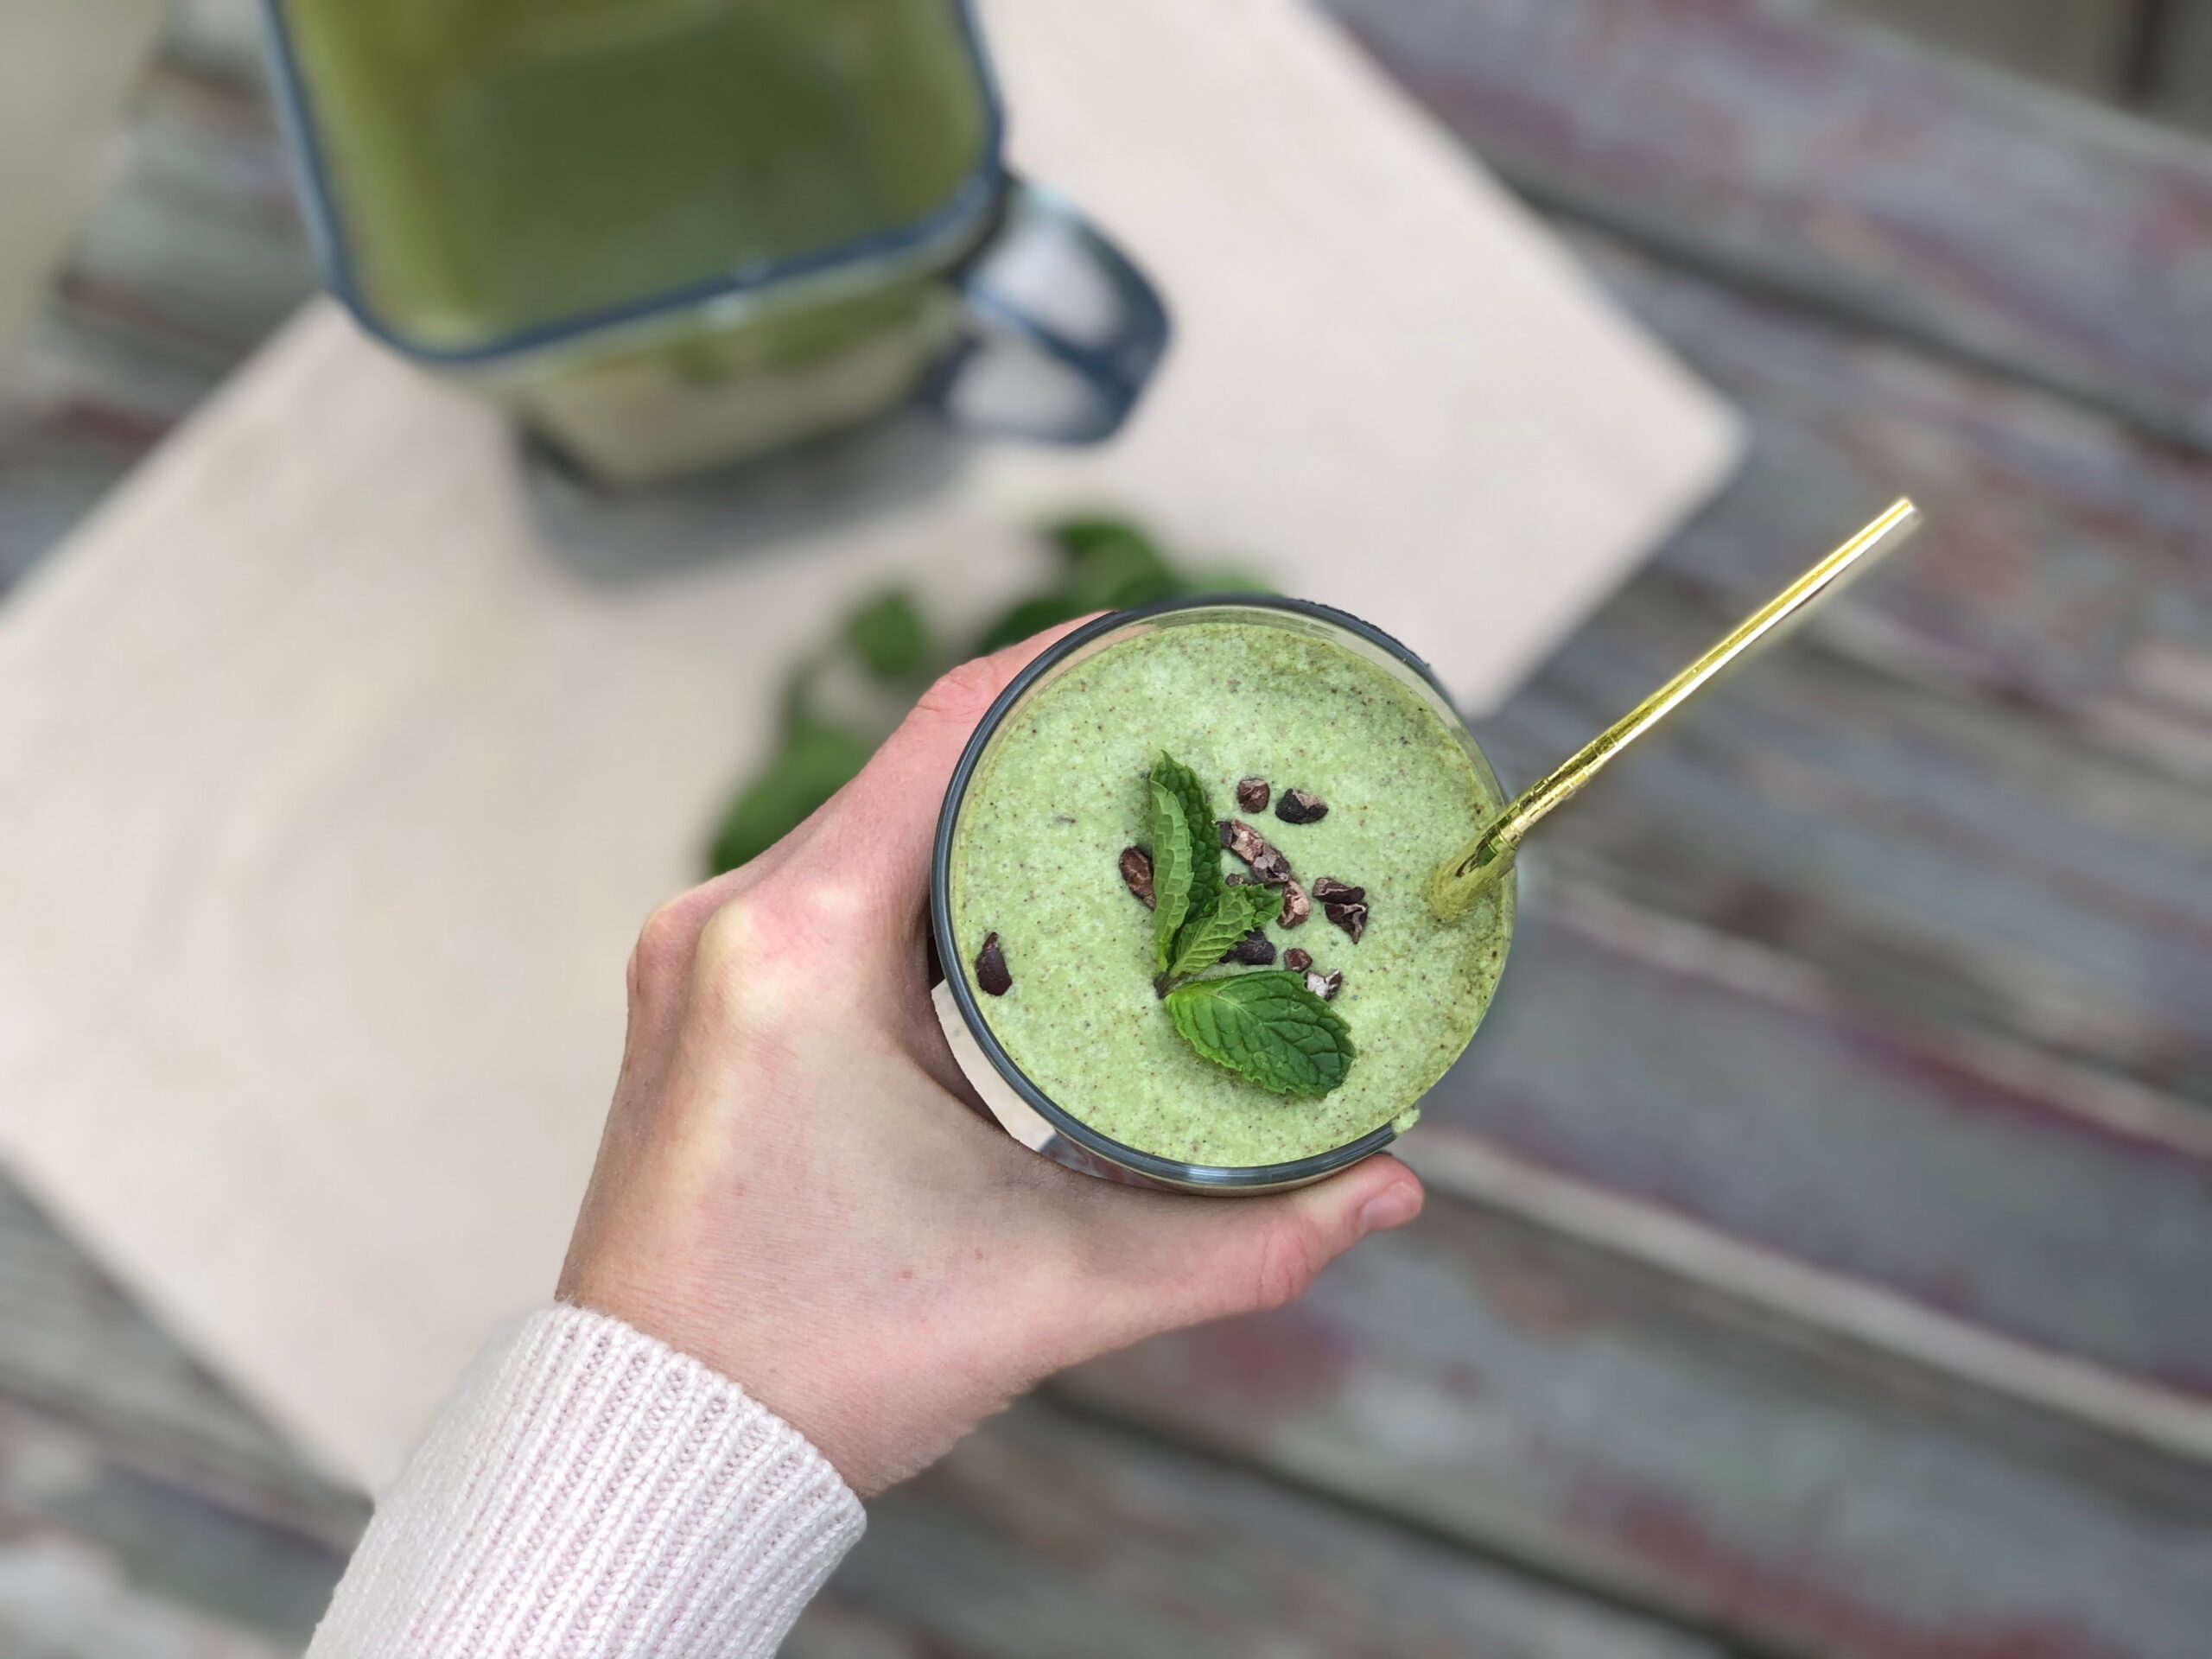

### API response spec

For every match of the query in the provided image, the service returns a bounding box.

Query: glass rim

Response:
[929,594,1490,1191]
[261,0,1008,367]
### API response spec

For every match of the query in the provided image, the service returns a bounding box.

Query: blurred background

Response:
[4,1,2212,1656]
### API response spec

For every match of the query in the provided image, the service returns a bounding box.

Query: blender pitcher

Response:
[264,0,1169,486]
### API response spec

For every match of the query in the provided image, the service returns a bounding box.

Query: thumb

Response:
[1079,1155,1425,1347]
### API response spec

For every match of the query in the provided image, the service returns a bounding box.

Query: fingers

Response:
[1209,1157,1425,1317]
[1077,1155,1425,1344]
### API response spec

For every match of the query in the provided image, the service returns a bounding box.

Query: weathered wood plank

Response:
[2152,0,2212,132]
[1491,572,2212,1092]
[1421,891,2212,1403]
[1325,0,2212,445]
[3,1154,1733,1659]
[0,1173,367,1550]
[0,48,312,590]
[1403,1127,2212,1473]
[0,1399,345,1657]
[1830,0,2142,98]
[60,56,315,361]
[802,1401,1727,1659]
[1062,1197,2212,1659]
[0,0,164,384]
[1503,593,2212,1092]
[1398,220,2212,1402]
[1572,228,2212,747]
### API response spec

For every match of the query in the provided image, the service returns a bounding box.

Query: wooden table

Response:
[7,2,2212,1654]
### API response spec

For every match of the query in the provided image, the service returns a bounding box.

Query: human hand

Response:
[556,626,1426,1497]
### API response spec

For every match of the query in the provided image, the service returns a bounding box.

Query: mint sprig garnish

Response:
[1163,884,1282,982]
[1136,751,1356,1097]
[1148,779,1196,972]
[1164,971,1356,1097]
[1149,753,1222,926]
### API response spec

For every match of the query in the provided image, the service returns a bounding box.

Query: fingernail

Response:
[1358,1181,1422,1236]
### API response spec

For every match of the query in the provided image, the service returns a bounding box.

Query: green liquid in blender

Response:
[281,0,992,351]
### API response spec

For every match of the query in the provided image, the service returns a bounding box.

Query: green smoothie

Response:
[948,617,1513,1169]
[279,0,991,351]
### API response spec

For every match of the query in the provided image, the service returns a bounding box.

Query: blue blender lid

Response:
[264,0,1007,365]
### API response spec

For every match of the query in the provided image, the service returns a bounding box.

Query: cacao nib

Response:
[1323,899,1369,944]
[1119,847,1156,909]
[1306,969,1344,1001]
[1232,931,1278,966]
[1311,876,1364,905]
[1223,818,1267,862]
[975,933,1013,996]
[1282,948,1313,973]
[1236,777,1272,813]
[1278,879,1311,929]
[1275,788,1328,824]
[1223,820,1294,887]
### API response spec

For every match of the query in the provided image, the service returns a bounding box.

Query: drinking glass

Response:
[930,597,1516,1195]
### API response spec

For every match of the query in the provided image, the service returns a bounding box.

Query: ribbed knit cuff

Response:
[308,1304,865,1658]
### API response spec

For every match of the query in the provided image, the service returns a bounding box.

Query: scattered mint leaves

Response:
[1163,972,1357,1097]
[709,517,1268,876]
[1148,779,1196,972]
[974,525,1173,652]
[974,517,1266,653]
[1150,752,1222,928]
[1165,884,1283,982]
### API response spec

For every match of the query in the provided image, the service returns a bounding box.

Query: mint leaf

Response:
[975,593,1094,655]
[707,722,874,874]
[1149,753,1222,925]
[1148,780,1195,972]
[1165,885,1283,982]
[971,521,1276,654]
[845,589,931,681]
[1068,529,1176,610]
[1189,566,1271,594]
[1052,517,1165,565]
[1164,972,1357,1097]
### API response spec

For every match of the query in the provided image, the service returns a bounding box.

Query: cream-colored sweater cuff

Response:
[308,1304,865,1658]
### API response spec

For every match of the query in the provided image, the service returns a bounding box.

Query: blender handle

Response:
[925,178,1172,444]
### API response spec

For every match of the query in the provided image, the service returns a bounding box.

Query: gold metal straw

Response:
[1429,497,1924,921]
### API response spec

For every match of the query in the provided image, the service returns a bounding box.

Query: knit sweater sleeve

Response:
[307,1303,865,1658]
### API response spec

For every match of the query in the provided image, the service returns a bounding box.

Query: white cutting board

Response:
[0,0,1739,1488]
